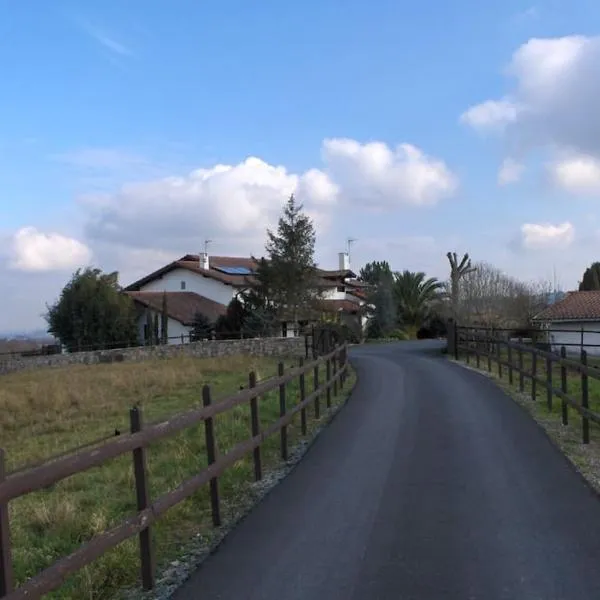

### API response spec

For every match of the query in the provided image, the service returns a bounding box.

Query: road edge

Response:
[121,364,359,600]
[447,357,600,502]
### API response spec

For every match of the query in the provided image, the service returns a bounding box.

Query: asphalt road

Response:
[172,341,600,600]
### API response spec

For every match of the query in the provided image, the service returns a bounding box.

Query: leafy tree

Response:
[237,288,278,337]
[190,312,213,341]
[394,270,443,327]
[579,262,600,291]
[447,251,476,319]
[367,278,397,338]
[46,268,138,352]
[215,298,247,339]
[359,261,394,287]
[256,194,317,332]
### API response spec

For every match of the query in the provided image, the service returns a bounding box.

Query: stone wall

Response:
[0,337,306,376]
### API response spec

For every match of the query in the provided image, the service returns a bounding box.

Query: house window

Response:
[180,281,186,290]
[337,286,345,293]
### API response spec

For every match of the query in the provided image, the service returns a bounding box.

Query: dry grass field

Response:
[1,354,355,599]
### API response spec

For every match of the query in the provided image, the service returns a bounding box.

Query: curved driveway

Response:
[172,341,600,599]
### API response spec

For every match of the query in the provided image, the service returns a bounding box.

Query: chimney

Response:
[199,252,210,270]
[339,252,350,271]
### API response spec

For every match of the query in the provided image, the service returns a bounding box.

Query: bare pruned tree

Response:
[456,261,553,329]
[447,252,476,319]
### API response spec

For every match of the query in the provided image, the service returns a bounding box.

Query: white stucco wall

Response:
[136,311,193,345]
[140,268,236,306]
[547,321,600,355]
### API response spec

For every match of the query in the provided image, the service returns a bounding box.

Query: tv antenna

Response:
[204,239,213,255]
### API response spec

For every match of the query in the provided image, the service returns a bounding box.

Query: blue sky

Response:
[2,0,600,332]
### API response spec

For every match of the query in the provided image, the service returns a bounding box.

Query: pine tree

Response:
[579,262,600,291]
[258,194,317,333]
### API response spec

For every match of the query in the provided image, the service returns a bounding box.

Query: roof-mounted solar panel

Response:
[214,266,253,275]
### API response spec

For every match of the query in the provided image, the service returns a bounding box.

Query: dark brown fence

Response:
[0,344,349,599]
[452,325,600,444]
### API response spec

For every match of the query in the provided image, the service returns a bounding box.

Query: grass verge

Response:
[451,352,600,495]
[1,354,355,599]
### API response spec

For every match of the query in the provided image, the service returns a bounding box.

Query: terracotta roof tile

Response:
[125,254,344,291]
[126,291,227,325]
[533,291,600,321]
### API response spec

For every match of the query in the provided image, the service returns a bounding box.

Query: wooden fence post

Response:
[507,343,513,385]
[560,346,568,426]
[466,332,470,365]
[475,334,480,368]
[581,350,590,444]
[248,372,262,481]
[531,350,537,401]
[278,363,288,461]
[546,356,553,412]
[299,358,307,436]
[314,363,320,420]
[518,344,524,392]
[129,407,155,591]
[202,385,221,527]
[0,449,14,597]
[497,340,502,378]
[487,333,492,372]
[326,358,332,408]
[333,354,338,397]
[453,321,459,360]
[340,347,346,389]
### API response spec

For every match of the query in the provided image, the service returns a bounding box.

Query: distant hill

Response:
[0,331,58,356]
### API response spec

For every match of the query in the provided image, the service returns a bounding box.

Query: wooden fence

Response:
[452,325,600,444]
[0,344,349,599]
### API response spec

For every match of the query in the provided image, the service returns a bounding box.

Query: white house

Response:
[532,291,600,355]
[124,251,370,343]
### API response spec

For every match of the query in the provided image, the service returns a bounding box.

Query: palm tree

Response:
[394,270,444,328]
[447,252,476,319]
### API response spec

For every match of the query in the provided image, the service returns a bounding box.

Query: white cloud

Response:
[460,99,521,131]
[461,35,600,186]
[9,227,92,272]
[550,154,600,195]
[83,138,457,252]
[520,222,575,250]
[322,139,457,206]
[498,158,524,185]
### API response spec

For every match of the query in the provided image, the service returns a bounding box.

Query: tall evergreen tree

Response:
[579,262,600,291]
[45,268,138,352]
[359,261,394,287]
[257,194,317,333]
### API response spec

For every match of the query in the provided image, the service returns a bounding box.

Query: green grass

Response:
[1,354,355,599]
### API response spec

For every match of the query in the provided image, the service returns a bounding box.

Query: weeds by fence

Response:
[452,325,600,446]
[0,344,349,599]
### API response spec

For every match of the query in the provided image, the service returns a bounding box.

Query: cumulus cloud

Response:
[9,227,92,272]
[322,139,457,207]
[520,222,575,250]
[82,138,457,253]
[498,158,524,185]
[460,99,521,131]
[550,154,600,195]
[461,35,600,187]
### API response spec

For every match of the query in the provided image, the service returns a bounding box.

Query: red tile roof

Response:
[125,254,348,291]
[533,291,600,322]
[316,299,363,314]
[126,291,227,325]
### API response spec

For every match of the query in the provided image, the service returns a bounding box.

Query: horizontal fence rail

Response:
[452,325,600,446]
[0,344,349,599]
